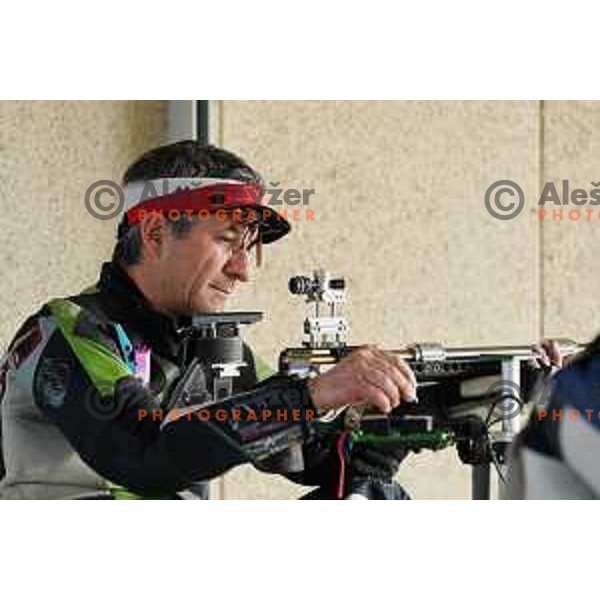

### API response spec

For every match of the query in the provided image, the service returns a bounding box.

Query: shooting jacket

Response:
[0,261,322,499]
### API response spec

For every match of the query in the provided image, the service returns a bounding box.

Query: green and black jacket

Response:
[0,262,331,499]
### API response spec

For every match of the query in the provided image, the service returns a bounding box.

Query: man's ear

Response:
[139,212,168,260]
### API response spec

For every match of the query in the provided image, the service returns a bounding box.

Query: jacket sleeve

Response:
[31,301,315,497]
[516,353,600,497]
[236,345,342,487]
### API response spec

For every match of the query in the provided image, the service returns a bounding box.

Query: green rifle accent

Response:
[351,429,454,451]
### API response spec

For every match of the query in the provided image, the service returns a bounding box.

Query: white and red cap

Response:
[123,177,290,244]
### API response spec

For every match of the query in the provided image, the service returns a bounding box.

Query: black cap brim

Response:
[237,205,291,244]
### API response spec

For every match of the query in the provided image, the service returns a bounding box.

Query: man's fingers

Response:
[530,340,563,370]
[370,348,417,398]
[391,354,418,390]
[532,343,550,363]
[357,379,393,413]
[542,339,562,367]
[365,352,416,403]
[530,343,550,370]
[359,364,401,409]
[370,346,417,389]
[353,346,417,403]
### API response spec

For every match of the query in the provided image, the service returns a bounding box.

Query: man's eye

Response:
[219,235,238,244]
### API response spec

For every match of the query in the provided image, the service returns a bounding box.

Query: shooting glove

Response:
[350,442,408,484]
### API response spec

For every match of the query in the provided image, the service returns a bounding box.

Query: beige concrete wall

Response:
[542,101,600,342]
[0,101,166,352]
[3,100,598,499]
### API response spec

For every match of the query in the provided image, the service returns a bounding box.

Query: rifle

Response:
[278,270,584,499]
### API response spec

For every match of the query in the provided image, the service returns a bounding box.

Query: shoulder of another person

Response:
[552,348,600,404]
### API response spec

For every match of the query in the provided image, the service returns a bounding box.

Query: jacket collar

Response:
[97,261,190,362]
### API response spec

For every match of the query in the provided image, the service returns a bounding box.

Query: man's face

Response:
[155,215,257,315]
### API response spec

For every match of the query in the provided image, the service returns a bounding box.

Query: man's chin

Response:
[192,297,227,314]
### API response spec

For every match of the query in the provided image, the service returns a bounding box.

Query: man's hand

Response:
[306,345,417,414]
[350,442,408,484]
[529,339,564,372]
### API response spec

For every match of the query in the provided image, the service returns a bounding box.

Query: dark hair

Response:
[113,141,264,265]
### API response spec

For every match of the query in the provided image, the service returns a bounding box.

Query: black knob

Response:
[289,276,312,295]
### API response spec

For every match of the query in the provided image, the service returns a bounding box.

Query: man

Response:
[0,141,415,499]
[510,340,600,499]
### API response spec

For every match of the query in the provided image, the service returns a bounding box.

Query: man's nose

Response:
[223,247,251,282]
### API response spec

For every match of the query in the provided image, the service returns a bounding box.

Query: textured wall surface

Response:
[217,100,541,499]
[2,100,597,500]
[0,101,166,352]
[542,101,600,342]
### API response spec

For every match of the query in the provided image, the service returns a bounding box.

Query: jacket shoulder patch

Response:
[34,356,74,410]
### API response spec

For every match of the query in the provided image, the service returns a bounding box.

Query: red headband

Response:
[126,182,265,225]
